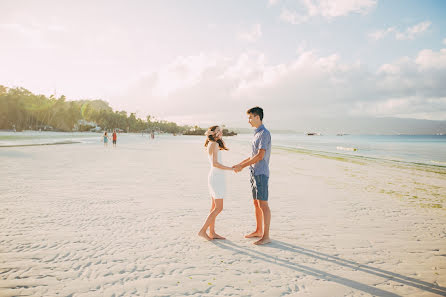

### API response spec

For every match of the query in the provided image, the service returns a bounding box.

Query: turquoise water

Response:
[233,133,446,166]
[1,131,445,166]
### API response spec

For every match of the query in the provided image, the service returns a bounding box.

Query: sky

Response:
[1,0,446,129]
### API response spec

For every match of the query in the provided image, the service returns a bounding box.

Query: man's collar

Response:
[254,124,265,134]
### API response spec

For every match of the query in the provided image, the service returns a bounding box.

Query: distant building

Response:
[74,119,101,132]
[36,125,54,131]
[90,126,102,132]
[77,119,96,127]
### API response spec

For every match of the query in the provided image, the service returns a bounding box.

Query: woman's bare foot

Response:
[245,231,263,238]
[209,232,226,239]
[198,230,212,241]
[254,237,271,245]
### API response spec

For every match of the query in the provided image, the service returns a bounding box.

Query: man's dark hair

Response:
[246,106,264,121]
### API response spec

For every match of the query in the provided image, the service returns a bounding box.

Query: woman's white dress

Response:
[207,146,226,199]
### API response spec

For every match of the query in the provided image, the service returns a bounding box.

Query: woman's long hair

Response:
[204,125,229,150]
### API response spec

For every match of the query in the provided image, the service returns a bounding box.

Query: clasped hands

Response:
[232,164,243,173]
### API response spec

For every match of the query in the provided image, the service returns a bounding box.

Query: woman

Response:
[198,126,234,241]
[103,131,110,147]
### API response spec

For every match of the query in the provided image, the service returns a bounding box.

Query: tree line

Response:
[0,85,190,133]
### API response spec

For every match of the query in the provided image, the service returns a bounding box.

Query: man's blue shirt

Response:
[250,124,271,177]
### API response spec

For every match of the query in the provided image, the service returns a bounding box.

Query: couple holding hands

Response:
[198,107,272,245]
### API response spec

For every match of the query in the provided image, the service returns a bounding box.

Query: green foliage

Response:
[0,85,189,133]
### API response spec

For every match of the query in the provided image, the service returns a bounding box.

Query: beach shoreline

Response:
[277,144,446,168]
[0,141,81,148]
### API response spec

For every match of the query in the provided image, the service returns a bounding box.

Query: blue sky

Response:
[1,0,445,128]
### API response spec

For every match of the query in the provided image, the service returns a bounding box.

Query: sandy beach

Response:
[1,134,445,297]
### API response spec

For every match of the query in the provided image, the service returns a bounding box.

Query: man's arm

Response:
[233,157,249,169]
[241,149,265,168]
[238,157,250,166]
[234,149,265,172]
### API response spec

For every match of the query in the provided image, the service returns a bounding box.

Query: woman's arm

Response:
[210,143,233,170]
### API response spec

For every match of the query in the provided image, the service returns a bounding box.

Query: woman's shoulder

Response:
[208,141,218,152]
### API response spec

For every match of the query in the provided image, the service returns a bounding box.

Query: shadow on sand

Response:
[213,240,446,297]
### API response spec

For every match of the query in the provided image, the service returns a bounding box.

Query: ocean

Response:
[1,131,445,167]
[233,133,446,166]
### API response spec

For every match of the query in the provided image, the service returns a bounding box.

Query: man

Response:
[233,106,272,245]
[112,129,117,147]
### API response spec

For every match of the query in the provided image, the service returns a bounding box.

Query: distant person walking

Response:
[233,107,272,245]
[112,130,117,147]
[103,131,110,147]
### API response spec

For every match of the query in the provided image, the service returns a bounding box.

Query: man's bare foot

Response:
[198,231,212,241]
[245,231,263,238]
[254,237,271,245]
[209,232,226,240]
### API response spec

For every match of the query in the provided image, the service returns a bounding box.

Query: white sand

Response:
[0,135,445,297]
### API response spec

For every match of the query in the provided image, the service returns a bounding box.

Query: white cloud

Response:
[443,38,446,45]
[280,9,309,24]
[0,23,51,49]
[151,53,229,97]
[237,24,262,42]
[349,96,446,120]
[303,0,377,18]
[113,47,446,126]
[0,21,73,53]
[370,21,431,41]
[369,27,395,40]
[281,0,376,24]
[268,0,279,6]
[396,21,431,40]
[415,49,446,70]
